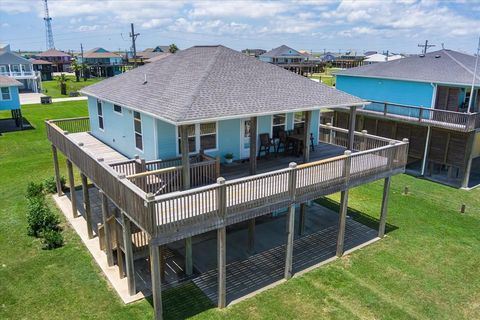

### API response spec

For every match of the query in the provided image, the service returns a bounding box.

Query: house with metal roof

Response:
[36,49,72,72]
[334,49,480,188]
[0,75,23,129]
[46,45,409,320]
[0,46,41,92]
[78,48,124,77]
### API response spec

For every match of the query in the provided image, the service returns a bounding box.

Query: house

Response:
[335,49,480,188]
[78,48,124,77]
[31,59,53,81]
[241,48,267,57]
[144,52,171,64]
[0,75,23,128]
[363,53,404,64]
[320,52,341,63]
[46,45,409,320]
[134,46,175,65]
[0,46,40,92]
[260,45,323,75]
[36,49,72,72]
[332,50,365,68]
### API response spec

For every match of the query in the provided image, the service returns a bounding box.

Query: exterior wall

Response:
[88,96,156,160]
[336,75,434,114]
[0,86,20,110]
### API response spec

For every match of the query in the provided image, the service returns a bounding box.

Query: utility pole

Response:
[467,37,480,114]
[418,40,435,54]
[80,43,86,80]
[130,23,140,68]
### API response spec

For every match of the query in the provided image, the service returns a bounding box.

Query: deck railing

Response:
[50,117,91,134]
[344,101,480,132]
[319,123,393,151]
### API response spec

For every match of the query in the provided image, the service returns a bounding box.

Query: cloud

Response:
[1,22,10,28]
[77,25,100,32]
[189,1,290,18]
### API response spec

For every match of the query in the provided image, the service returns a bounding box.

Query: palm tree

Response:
[71,60,81,82]
[57,73,69,95]
[169,43,179,54]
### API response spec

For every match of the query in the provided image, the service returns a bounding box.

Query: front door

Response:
[240,119,251,159]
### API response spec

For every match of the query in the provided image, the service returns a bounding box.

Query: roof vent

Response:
[419,54,425,58]
[143,74,147,85]
[435,54,441,58]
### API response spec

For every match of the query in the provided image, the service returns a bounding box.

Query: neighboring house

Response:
[241,48,267,57]
[320,52,341,63]
[47,45,408,319]
[364,51,378,57]
[0,46,40,92]
[31,59,53,81]
[78,47,124,77]
[144,52,171,64]
[363,53,404,64]
[35,49,72,72]
[259,45,306,64]
[335,49,480,188]
[134,45,174,65]
[0,75,23,128]
[333,51,365,68]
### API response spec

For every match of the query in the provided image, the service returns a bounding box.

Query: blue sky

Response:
[1,0,479,54]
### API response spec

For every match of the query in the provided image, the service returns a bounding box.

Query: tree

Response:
[71,60,81,82]
[169,43,179,54]
[57,73,69,95]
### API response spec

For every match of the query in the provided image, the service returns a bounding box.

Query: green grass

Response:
[309,68,341,87]
[41,75,104,98]
[1,102,480,319]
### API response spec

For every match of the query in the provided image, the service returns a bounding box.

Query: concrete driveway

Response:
[20,93,45,105]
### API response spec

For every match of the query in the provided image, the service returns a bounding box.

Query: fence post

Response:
[418,108,423,122]
[361,130,368,151]
[326,122,334,144]
[343,150,352,183]
[216,177,227,308]
[387,140,397,169]
[288,162,298,201]
[145,193,156,236]
[383,103,387,116]
[215,156,221,180]
[216,177,227,220]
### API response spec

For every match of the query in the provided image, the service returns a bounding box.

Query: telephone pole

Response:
[418,40,435,54]
[130,23,140,68]
[80,43,86,80]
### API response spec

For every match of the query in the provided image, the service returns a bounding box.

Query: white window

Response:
[178,122,217,154]
[97,99,104,130]
[272,114,286,138]
[1,87,11,100]
[294,111,305,129]
[134,111,143,151]
[113,104,122,114]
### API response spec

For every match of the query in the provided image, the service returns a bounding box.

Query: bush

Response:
[26,197,60,237]
[42,230,64,250]
[26,181,44,199]
[44,176,66,194]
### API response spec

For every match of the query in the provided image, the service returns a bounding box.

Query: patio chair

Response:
[276,130,293,155]
[258,133,274,158]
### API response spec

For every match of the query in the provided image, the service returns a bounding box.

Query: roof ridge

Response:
[178,46,223,122]
[442,49,480,82]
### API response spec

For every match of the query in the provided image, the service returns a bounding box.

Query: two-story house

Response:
[0,45,40,92]
[31,59,53,81]
[334,49,480,188]
[78,47,124,77]
[260,45,322,75]
[36,49,72,72]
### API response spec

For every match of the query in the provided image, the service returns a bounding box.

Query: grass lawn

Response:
[309,68,341,87]
[41,75,104,98]
[1,102,479,319]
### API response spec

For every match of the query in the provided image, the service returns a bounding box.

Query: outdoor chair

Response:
[258,133,274,158]
[276,130,293,155]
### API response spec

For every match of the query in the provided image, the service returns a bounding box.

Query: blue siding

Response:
[213,119,241,160]
[156,120,177,159]
[0,86,20,110]
[336,75,434,114]
[88,96,156,160]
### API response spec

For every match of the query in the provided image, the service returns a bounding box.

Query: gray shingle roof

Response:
[0,50,32,65]
[0,75,22,87]
[260,45,304,58]
[81,45,364,124]
[335,49,480,86]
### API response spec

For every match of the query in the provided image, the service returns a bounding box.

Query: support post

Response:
[179,125,191,190]
[348,106,357,151]
[51,145,63,196]
[298,203,306,236]
[150,243,163,320]
[461,132,475,189]
[66,159,78,218]
[100,190,114,267]
[284,204,295,280]
[421,126,432,176]
[247,218,255,254]
[121,212,136,296]
[185,237,193,276]
[217,226,226,308]
[303,111,311,163]
[378,177,391,238]
[336,190,349,257]
[249,116,257,175]
[80,173,94,239]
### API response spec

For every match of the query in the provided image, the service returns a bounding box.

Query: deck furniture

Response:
[258,133,274,158]
[276,130,293,155]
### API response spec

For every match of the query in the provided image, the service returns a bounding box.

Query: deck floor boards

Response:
[68,132,128,164]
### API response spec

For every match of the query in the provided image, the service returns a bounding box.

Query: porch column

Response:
[284,204,295,280]
[100,190,114,267]
[421,126,432,176]
[121,211,136,296]
[179,125,191,190]
[66,159,78,218]
[298,203,306,236]
[302,111,311,163]
[247,218,255,254]
[336,190,349,257]
[348,106,357,151]
[80,173,94,239]
[217,226,227,308]
[150,243,163,320]
[51,145,63,196]
[378,177,391,238]
[461,132,476,189]
[249,116,257,175]
[185,237,193,276]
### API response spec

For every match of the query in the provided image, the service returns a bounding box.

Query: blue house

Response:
[0,75,23,129]
[259,45,306,64]
[78,48,123,77]
[334,49,480,188]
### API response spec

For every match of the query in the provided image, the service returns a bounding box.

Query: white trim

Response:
[271,113,287,138]
[97,99,104,131]
[430,83,437,109]
[153,118,158,159]
[175,122,218,156]
[0,87,12,101]
[133,111,144,152]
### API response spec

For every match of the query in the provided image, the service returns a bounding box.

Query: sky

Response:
[0,0,480,54]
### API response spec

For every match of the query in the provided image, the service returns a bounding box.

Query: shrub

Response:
[42,230,64,250]
[26,197,60,237]
[44,176,66,194]
[26,181,44,199]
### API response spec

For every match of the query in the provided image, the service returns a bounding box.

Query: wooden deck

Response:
[68,132,128,164]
